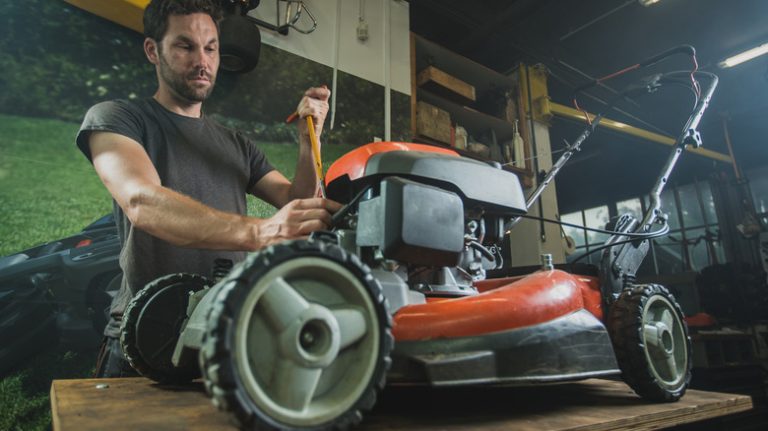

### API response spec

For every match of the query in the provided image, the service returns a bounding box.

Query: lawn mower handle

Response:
[639,70,718,232]
[506,69,717,234]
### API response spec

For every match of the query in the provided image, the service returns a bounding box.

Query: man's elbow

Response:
[124,188,155,231]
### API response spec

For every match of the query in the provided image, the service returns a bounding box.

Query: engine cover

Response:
[356,177,464,267]
[364,151,526,215]
[326,144,527,216]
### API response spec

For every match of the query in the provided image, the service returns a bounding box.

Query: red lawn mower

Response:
[120,46,718,430]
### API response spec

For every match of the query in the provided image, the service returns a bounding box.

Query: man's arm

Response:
[89,131,339,250]
[252,86,331,207]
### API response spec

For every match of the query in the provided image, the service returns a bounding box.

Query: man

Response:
[76,0,340,377]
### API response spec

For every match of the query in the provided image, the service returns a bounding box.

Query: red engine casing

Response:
[325,141,458,186]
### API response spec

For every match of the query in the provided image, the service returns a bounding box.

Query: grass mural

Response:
[0,113,356,429]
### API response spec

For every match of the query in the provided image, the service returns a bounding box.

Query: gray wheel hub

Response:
[642,295,687,387]
[278,304,341,368]
[233,256,380,427]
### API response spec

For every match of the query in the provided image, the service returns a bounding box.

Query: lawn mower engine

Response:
[325,143,527,308]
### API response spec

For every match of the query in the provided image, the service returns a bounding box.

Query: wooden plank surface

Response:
[51,378,753,431]
[417,65,476,105]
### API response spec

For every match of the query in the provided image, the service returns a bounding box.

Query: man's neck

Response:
[153,89,203,118]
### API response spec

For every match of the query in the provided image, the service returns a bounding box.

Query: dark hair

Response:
[143,0,222,42]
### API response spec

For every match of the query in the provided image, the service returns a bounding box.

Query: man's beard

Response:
[158,52,216,103]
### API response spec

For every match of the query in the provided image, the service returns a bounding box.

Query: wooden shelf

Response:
[413,35,514,99]
[418,89,515,142]
[410,33,529,175]
[416,66,476,105]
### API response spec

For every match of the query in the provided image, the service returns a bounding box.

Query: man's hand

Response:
[296,86,331,139]
[256,197,342,247]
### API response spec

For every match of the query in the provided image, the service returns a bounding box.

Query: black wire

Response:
[330,184,373,228]
[661,81,700,112]
[571,69,705,131]
[658,70,717,114]
[515,213,666,239]
[469,240,495,262]
[570,224,670,265]
[511,212,669,267]
[657,73,701,111]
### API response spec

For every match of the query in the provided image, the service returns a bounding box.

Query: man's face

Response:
[155,13,219,103]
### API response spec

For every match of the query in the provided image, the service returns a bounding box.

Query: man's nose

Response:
[192,47,214,71]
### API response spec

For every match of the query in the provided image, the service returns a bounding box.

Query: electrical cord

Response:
[510,213,670,266]
[469,240,496,262]
[514,213,670,239]
[658,79,700,112]
[571,45,702,124]
[330,184,373,229]
[570,222,670,264]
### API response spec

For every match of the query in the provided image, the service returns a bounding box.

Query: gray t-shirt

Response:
[77,98,274,337]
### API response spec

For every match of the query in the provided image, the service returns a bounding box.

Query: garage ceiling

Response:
[409,0,768,212]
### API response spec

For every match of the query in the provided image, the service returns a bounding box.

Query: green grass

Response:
[0,115,112,256]
[0,351,94,431]
[245,136,357,220]
[0,113,357,430]
[0,114,357,255]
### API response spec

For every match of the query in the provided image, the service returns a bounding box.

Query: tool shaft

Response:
[306,116,326,198]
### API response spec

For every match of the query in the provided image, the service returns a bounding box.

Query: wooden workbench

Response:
[51,377,753,431]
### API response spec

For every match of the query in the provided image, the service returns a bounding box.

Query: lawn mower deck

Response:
[389,270,620,386]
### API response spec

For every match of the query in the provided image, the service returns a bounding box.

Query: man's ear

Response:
[144,38,160,65]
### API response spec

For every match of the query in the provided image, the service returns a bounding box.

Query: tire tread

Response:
[200,239,392,430]
[608,283,692,402]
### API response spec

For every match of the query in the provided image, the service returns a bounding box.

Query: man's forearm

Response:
[127,184,263,251]
[288,137,320,200]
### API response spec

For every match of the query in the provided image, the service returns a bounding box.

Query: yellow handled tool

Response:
[305,115,326,198]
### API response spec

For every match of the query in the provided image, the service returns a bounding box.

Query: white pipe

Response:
[330,0,341,131]
[383,0,391,140]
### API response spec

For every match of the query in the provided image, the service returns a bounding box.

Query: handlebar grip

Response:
[639,45,695,67]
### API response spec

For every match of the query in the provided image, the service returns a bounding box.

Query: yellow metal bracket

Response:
[516,63,731,163]
[545,101,732,163]
[63,0,149,33]
[534,96,553,124]
[519,64,553,124]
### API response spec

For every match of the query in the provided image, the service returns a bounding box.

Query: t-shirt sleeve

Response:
[243,134,275,192]
[76,100,146,162]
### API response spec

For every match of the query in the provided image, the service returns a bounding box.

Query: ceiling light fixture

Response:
[638,0,661,6]
[719,42,768,68]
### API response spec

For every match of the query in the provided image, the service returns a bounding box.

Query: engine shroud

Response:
[327,144,527,216]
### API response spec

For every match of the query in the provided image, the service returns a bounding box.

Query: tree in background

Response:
[0,0,409,145]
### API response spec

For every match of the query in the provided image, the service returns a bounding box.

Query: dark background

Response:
[410,0,768,213]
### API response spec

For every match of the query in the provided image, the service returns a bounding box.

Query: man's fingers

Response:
[298,98,328,121]
[282,219,328,239]
[292,208,332,225]
[299,219,329,234]
[292,198,343,213]
[304,86,331,101]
